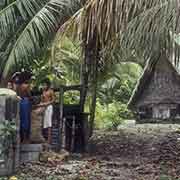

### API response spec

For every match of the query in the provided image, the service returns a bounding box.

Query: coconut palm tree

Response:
[56,0,180,65]
[54,0,180,135]
[1,0,180,78]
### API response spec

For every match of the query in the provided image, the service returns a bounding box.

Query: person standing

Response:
[40,80,55,144]
[19,80,32,143]
[11,72,21,93]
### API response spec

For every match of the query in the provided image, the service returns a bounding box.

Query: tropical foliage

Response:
[55,0,180,73]
[53,36,82,85]
[95,63,142,129]
[98,63,142,105]
[0,0,180,79]
[1,0,180,132]
[0,0,84,78]
[29,40,142,129]
[96,101,132,130]
[0,120,16,156]
[28,36,82,89]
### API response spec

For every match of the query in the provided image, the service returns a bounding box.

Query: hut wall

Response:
[136,58,180,107]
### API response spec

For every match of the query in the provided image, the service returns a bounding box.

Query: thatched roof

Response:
[128,53,180,110]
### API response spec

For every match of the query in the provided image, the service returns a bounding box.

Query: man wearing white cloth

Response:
[40,80,55,144]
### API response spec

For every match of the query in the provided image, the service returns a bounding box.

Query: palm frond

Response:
[3,0,83,77]
[55,0,180,69]
[0,1,17,38]
[117,0,179,61]
[53,36,82,84]
[0,0,46,39]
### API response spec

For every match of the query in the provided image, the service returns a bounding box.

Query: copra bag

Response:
[30,107,45,143]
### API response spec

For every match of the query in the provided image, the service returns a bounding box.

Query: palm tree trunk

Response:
[80,39,94,111]
[80,54,89,112]
[89,58,98,137]
[80,30,99,136]
[88,38,100,137]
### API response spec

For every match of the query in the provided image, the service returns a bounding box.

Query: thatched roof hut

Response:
[128,54,180,122]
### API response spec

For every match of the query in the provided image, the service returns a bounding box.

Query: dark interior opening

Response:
[138,106,152,119]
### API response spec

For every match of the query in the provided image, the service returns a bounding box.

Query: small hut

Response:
[128,54,180,122]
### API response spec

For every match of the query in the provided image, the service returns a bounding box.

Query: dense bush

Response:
[95,63,142,130]
[0,120,16,157]
[95,101,133,130]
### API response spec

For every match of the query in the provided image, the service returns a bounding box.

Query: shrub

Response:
[95,101,133,130]
[0,120,16,157]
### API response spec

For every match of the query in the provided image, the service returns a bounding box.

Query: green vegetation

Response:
[0,0,180,133]
[28,36,142,129]
[0,120,16,156]
[96,63,142,129]
[1,1,180,180]
[96,101,130,130]
[26,39,142,130]
[0,0,84,78]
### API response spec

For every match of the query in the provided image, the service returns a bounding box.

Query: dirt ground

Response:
[8,124,180,180]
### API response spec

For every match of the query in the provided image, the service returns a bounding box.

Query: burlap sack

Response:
[30,107,46,143]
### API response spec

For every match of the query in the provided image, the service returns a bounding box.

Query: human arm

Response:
[36,90,55,107]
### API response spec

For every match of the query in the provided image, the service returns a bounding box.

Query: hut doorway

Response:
[138,106,152,119]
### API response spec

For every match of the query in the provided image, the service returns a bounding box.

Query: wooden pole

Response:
[61,117,66,150]
[71,116,76,152]
[59,87,64,151]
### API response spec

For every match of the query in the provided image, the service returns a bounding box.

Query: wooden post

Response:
[61,117,66,150]
[59,87,64,151]
[14,99,20,171]
[71,116,76,152]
